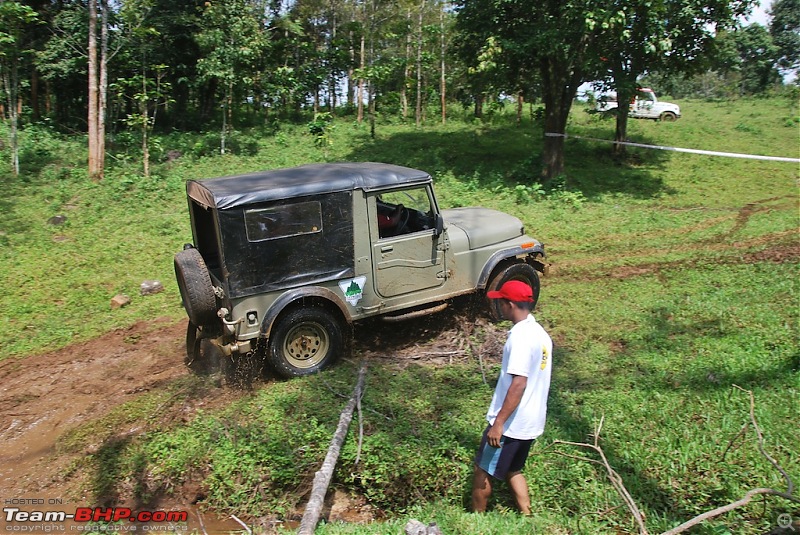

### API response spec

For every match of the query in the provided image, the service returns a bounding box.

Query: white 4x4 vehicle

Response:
[596,88,680,121]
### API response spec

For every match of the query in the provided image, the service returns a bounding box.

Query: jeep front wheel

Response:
[486,262,541,321]
[268,307,345,378]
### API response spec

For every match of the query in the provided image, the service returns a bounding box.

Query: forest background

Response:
[0,0,798,181]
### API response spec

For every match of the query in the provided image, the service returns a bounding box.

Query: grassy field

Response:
[0,94,798,534]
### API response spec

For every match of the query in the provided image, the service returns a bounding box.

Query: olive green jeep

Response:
[174,162,546,378]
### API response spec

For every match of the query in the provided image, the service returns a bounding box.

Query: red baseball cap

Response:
[487,280,534,302]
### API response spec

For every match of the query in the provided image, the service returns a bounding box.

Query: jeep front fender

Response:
[477,245,546,289]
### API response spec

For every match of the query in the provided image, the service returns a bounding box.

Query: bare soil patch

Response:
[0,302,503,531]
[0,319,201,498]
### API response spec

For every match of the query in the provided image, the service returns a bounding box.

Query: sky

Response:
[745,0,772,26]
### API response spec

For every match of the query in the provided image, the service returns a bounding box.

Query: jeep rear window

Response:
[244,201,322,242]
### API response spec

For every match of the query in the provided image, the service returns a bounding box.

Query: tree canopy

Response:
[0,0,793,179]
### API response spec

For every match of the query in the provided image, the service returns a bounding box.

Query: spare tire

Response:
[174,247,217,326]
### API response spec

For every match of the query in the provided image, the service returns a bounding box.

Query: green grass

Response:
[0,94,798,534]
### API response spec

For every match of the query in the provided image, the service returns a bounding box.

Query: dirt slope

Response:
[0,318,192,500]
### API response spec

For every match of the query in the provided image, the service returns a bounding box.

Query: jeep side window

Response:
[376,187,435,238]
[244,201,323,242]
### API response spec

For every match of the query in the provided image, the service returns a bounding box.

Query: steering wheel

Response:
[394,206,410,235]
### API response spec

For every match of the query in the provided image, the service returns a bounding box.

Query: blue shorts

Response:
[475,424,534,480]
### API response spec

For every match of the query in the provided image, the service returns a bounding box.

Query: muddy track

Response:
[2,241,797,500]
[0,304,500,514]
[549,228,799,282]
[0,319,195,499]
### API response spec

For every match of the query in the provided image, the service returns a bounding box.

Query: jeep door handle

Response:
[380,245,394,253]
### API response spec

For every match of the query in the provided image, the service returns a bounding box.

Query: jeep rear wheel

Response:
[486,262,541,321]
[268,307,345,378]
[174,247,217,327]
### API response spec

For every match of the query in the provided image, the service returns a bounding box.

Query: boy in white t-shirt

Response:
[472,280,553,515]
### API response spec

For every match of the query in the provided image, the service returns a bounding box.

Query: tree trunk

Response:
[347,25,355,109]
[368,9,376,139]
[539,56,581,181]
[440,5,446,125]
[87,0,100,180]
[141,102,149,179]
[2,65,20,176]
[44,78,51,116]
[613,95,631,157]
[401,9,411,120]
[30,67,39,121]
[611,58,634,158]
[329,4,337,113]
[98,0,108,176]
[357,34,365,123]
[298,363,367,535]
[415,0,424,128]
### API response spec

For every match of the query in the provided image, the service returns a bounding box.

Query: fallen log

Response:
[298,362,367,535]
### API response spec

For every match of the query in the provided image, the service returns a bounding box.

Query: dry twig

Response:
[660,386,798,535]
[230,514,251,535]
[546,386,798,535]
[551,415,649,534]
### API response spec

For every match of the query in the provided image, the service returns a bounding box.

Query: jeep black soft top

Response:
[186,162,432,209]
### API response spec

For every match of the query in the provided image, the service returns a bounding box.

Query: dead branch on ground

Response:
[550,415,650,534]
[298,361,368,535]
[545,385,798,535]
[660,385,798,535]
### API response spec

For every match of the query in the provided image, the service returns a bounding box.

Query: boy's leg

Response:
[506,471,531,515]
[471,465,493,512]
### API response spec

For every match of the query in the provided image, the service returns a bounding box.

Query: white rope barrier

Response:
[545,132,800,163]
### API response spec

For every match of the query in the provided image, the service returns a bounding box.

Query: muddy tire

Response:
[174,247,217,327]
[660,111,677,122]
[485,262,541,321]
[268,307,345,378]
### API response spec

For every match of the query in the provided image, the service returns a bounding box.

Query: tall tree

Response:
[0,1,39,176]
[770,0,800,77]
[594,0,754,155]
[439,0,448,124]
[136,0,202,130]
[592,0,760,157]
[196,0,270,152]
[455,0,597,180]
[735,23,782,94]
[87,0,110,181]
[37,2,91,130]
[414,0,424,127]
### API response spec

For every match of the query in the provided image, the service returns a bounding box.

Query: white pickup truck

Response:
[596,88,681,121]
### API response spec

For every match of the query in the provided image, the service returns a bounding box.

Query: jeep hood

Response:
[442,207,524,249]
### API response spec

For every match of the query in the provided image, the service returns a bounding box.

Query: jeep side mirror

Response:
[433,213,444,238]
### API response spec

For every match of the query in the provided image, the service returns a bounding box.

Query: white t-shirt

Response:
[486,314,553,440]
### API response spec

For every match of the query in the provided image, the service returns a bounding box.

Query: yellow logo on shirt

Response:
[540,345,549,370]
